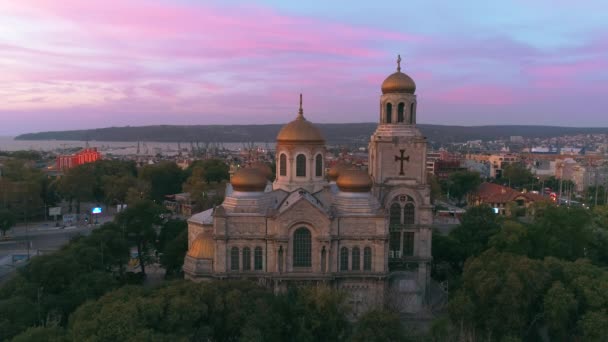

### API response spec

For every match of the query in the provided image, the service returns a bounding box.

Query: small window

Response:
[404,203,415,225]
[293,228,312,267]
[296,154,306,177]
[386,103,393,123]
[410,103,415,124]
[230,247,239,271]
[352,247,360,271]
[403,232,415,256]
[279,153,287,176]
[315,154,323,177]
[243,247,251,271]
[397,103,405,122]
[254,247,263,270]
[363,247,372,271]
[340,247,349,271]
[390,232,401,257]
[390,203,401,226]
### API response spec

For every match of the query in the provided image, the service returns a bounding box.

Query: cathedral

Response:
[184,57,432,315]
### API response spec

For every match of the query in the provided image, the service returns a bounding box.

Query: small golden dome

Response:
[249,161,273,180]
[231,168,267,192]
[336,169,373,192]
[276,94,325,144]
[381,72,416,94]
[381,54,416,94]
[327,161,352,181]
[187,235,214,259]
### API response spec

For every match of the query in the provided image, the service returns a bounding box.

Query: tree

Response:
[58,164,96,214]
[157,219,188,277]
[449,205,501,264]
[10,326,68,342]
[187,159,229,184]
[139,162,184,202]
[116,200,165,276]
[502,163,535,189]
[352,309,409,342]
[446,171,481,205]
[0,208,16,236]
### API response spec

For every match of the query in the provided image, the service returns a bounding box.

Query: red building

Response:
[56,148,101,170]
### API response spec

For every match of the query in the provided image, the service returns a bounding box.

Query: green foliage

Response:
[0,222,129,340]
[450,205,501,262]
[157,219,188,277]
[502,163,535,189]
[446,170,481,204]
[10,326,68,342]
[139,161,185,202]
[352,309,408,342]
[188,159,229,184]
[0,208,16,236]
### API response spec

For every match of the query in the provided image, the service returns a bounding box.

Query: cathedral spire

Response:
[397,54,402,72]
[297,93,304,119]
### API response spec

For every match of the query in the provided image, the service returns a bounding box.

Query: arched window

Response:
[296,154,306,177]
[397,102,405,122]
[386,103,393,123]
[242,247,251,271]
[279,153,287,176]
[254,247,263,270]
[363,247,372,271]
[230,247,239,271]
[293,228,311,267]
[352,247,360,271]
[403,232,415,256]
[410,103,415,124]
[390,203,401,226]
[321,246,327,273]
[404,202,415,225]
[340,247,349,271]
[315,154,323,177]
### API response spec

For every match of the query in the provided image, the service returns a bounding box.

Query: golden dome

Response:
[187,235,214,259]
[381,54,416,94]
[249,161,273,180]
[327,161,352,181]
[381,72,416,94]
[336,169,373,192]
[276,94,325,144]
[231,168,267,192]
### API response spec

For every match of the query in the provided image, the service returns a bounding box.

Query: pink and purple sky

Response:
[1,0,607,135]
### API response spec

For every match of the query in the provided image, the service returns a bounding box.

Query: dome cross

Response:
[397,54,402,72]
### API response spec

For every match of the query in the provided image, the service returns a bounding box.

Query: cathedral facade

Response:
[184,58,432,315]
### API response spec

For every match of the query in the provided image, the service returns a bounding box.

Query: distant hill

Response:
[14,124,608,145]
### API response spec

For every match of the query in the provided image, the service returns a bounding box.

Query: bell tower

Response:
[369,55,433,313]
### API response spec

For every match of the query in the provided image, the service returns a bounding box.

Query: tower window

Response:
[390,203,401,226]
[296,154,306,177]
[397,102,405,122]
[363,247,372,271]
[340,247,349,271]
[254,247,263,270]
[243,247,251,271]
[410,103,415,124]
[352,247,360,271]
[404,202,415,225]
[386,103,393,123]
[315,154,323,177]
[293,228,312,267]
[403,232,415,256]
[230,247,239,271]
[279,153,287,176]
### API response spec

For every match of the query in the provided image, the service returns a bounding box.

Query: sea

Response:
[0,136,275,155]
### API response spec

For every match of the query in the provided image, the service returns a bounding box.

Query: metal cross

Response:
[394,149,409,175]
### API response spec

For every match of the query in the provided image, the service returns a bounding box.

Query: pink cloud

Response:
[433,85,517,105]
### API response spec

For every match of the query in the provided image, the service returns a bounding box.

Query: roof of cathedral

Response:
[189,207,214,225]
[231,168,268,192]
[276,94,325,144]
[187,234,214,259]
[278,188,327,215]
[381,55,416,94]
[336,169,373,192]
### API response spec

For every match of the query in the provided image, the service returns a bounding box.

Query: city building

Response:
[184,58,433,316]
[55,148,101,170]
[469,182,549,216]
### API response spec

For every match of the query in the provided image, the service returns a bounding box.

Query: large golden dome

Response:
[276,94,325,144]
[336,169,373,192]
[249,161,273,180]
[187,234,214,259]
[231,168,267,192]
[381,55,416,94]
[327,161,352,182]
